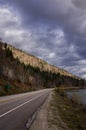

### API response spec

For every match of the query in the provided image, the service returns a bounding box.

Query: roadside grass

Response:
[49,88,86,130]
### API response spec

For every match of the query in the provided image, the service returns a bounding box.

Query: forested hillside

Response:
[0,41,85,96]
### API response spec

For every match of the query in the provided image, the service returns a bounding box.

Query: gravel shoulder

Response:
[29,93,51,130]
[29,92,69,130]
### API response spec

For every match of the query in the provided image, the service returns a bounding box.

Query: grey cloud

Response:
[73,0,86,9]
[0,0,86,78]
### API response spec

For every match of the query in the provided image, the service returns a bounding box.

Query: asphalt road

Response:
[0,89,52,130]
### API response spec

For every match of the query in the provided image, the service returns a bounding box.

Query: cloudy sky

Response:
[0,0,86,78]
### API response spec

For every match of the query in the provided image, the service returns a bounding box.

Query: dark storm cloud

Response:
[0,0,86,78]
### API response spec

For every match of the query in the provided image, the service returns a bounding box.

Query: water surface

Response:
[67,89,86,105]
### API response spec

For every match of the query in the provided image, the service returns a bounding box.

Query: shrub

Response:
[4,84,11,92]
[55,87,66,97]
[71,92,81,105]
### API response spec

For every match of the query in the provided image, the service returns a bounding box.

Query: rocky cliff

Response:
[0,41,85,96]
[1,42,77,78]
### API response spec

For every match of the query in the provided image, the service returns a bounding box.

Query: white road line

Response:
[0,93,46,118]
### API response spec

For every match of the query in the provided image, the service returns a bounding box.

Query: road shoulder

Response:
[29,93,51,130]
[29,92,69,130]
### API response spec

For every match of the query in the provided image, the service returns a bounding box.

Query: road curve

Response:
[0,89,52,130]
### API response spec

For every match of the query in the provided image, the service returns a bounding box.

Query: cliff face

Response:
[1,42,77,78]
[0,42,85,96]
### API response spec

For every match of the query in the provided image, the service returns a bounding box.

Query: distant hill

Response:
[0,41,85,96]
[1,42,78,78]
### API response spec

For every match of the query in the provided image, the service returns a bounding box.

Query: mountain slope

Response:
[1,42,78,78]
[0,41,85,96]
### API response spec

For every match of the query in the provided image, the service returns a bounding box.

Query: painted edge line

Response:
[26,92,50,129]
[0,93,45,118]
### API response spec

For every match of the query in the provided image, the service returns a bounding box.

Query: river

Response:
[67,89,86,105]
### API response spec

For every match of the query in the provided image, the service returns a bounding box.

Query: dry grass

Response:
[49,89,86,130]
